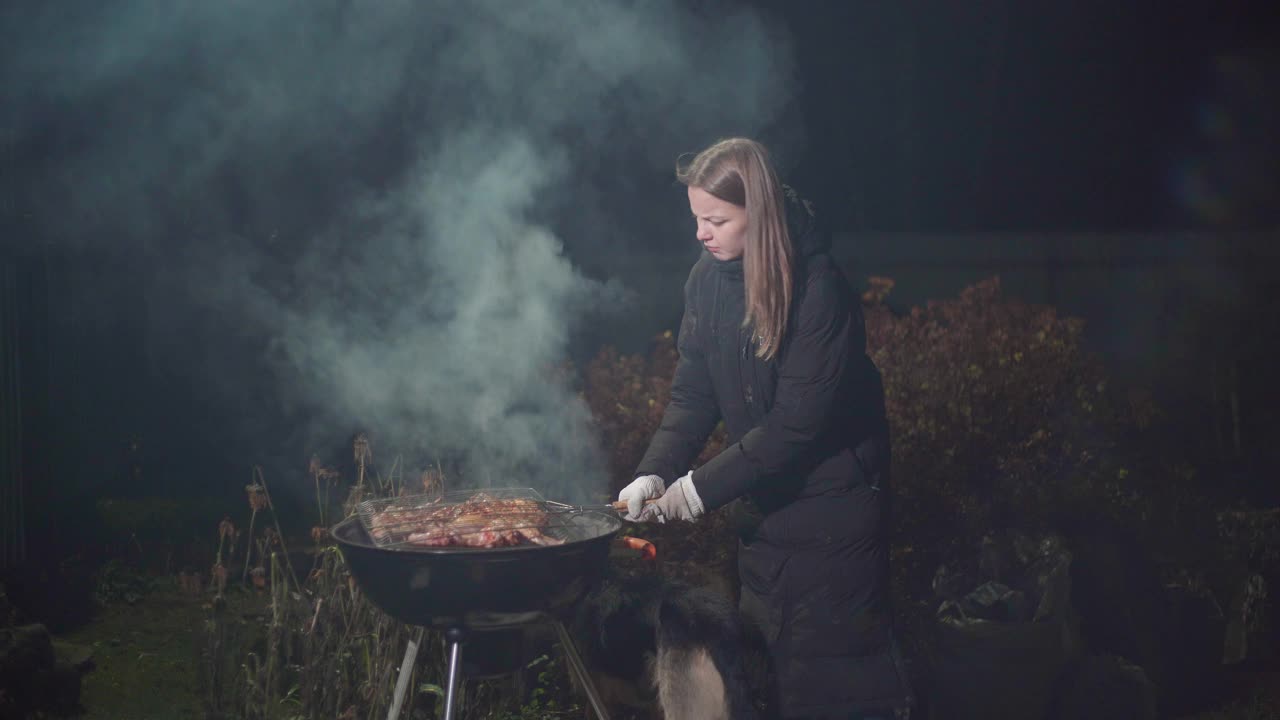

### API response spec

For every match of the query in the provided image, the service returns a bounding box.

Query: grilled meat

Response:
[368,492,565,548]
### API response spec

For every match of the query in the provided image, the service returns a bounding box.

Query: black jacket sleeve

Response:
[633,268,721,484]
[692,268,858,510]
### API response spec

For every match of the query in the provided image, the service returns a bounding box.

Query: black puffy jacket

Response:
[636,188,890,523]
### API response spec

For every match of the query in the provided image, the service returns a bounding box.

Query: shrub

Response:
[863,276,1143,547]
[585,277,1146,548]
[582,329,726,495]
[578,277,1192,601]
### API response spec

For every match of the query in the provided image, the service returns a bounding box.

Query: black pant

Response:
[737,484,909,719]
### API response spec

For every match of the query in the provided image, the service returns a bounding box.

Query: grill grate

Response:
[355,487,613,551]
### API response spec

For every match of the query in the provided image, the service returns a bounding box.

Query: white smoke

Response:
[1,0,800,501]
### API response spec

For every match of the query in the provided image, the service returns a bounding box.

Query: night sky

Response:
[3,2,1278,242]
[761,0,1279,232]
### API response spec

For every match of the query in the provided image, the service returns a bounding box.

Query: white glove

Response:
[618,474,665,521]
[639,472,705,524]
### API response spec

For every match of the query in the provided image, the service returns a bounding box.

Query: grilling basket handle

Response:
[542,498,655,515]
[608,499,656,514]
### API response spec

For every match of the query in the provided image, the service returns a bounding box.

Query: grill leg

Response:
[442,628,465,720]
[386,626,424,720]
[554,620,610,720]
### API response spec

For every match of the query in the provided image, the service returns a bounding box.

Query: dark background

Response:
[769,0,1280,232]
[1,0,1278,557]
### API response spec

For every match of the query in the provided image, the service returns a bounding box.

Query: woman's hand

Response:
[618,475,665,520]
[639,472,705,523]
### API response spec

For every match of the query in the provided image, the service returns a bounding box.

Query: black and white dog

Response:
[570,572,769,720]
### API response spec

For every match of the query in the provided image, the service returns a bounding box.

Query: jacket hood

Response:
[783,184,830,258]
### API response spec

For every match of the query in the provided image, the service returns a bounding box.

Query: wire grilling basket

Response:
[355,487,620,552]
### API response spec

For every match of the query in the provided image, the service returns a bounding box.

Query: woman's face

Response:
[688,186,748,261]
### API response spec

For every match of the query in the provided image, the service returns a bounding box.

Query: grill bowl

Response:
[331,507,620,629]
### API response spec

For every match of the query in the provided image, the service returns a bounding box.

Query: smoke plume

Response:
[1,0,800,501]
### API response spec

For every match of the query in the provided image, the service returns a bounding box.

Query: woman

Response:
[619,138,910,719]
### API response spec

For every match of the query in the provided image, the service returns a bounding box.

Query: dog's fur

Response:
[655,646,728,720]
[571,572,768,719]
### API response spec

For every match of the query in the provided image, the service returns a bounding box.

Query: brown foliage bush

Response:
[583,329,727,493]
[863,276,1145,547]
[580,277,1177,592]
[585,277,1147,536]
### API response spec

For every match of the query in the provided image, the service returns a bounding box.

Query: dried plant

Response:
[242,484,264,585]
[419,466,445,501]
[205,439,561,720]
[309,455,342,527]
[353,433,371,486]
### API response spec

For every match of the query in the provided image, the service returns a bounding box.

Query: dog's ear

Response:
[568,576,665,717]
[571,575,662,681]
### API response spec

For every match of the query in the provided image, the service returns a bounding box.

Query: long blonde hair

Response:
[676,138,793,361]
